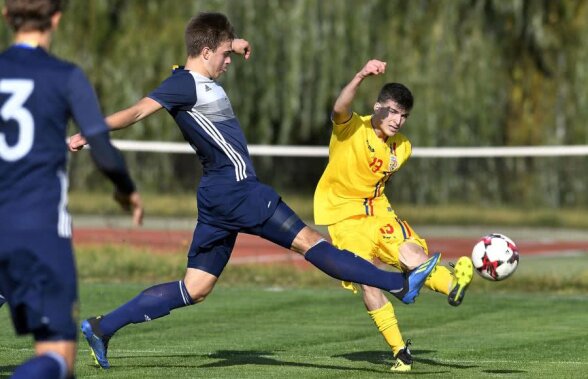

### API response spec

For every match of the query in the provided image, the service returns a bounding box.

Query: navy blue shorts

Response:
[0,231,78,341]
[187,199,306,277]
[196,179,281,231]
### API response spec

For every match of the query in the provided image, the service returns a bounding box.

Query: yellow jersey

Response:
[314,112,412,225]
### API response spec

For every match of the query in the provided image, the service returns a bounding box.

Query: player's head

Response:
[372,83,413,137]
[2,0,63,33]
[377,83,413,111]
[185,12,235,79]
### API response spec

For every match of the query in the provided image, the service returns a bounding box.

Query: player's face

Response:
[372,100,410,138]
[207,40,233,79]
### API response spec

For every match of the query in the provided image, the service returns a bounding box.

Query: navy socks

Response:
[305,240,405,292]
[100,281,193,337]
[96,244,407,338]
[11,352,67,379]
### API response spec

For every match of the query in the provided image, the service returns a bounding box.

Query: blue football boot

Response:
[392,252,441,304]
[81,317,111,369]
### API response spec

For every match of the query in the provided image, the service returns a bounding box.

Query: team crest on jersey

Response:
[389,154,398,171]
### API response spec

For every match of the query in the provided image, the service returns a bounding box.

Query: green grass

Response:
[73,245,588,292]
[68,191,588,229]
[1,253,588,378]
[74,245,334,287]
[1,286,586,378]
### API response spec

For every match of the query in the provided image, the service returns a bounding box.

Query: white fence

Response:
[110,140,588,158]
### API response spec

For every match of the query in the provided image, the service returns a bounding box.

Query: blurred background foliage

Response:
[2,0,587,209]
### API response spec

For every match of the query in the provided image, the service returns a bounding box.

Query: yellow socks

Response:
[367,301,404,355]
[367,265,458,357]
[424,264,455,295]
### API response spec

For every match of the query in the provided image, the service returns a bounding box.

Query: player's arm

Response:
[85,131,144,225]
[332,59,387,125]
[67,67,144,225]
[106,97,163,130]
[231,38,251,60]
[68,97,163,151]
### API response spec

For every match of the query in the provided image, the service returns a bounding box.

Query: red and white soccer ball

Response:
[471,233,519,281]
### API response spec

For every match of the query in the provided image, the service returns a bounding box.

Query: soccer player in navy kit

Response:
[0,0,143,378]
[68,12,440,369]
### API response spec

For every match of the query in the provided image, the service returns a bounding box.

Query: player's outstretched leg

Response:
[304,240,406,293]
[81,280,194,369]
[391,339,413,372]
[393,252,441,304]
[256,203,429,299]
[81,317,111,369]
[448,256,474,306]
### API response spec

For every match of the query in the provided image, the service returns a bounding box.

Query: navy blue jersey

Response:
[0,45,109,235]
[148,69,280,228]
[148,70,257,185]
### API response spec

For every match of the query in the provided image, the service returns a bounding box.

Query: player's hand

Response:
[232,38,251,60]
[357,60,386,79]
[68,133,87,152]
[114,190,144,227]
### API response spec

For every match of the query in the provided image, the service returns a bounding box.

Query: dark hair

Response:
[4,0,63,32]
[377,83,414,111]
[184,12,235,57]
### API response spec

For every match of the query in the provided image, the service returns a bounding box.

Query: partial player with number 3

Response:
[0,0,142,378]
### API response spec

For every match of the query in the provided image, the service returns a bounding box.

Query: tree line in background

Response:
[1,0,587,208]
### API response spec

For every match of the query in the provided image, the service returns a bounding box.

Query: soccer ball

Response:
[471,233,519,281]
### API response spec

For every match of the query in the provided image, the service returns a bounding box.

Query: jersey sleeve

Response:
[67,67,109,137]
[331,111,357,128]
[332,112,361,139]
[86,131,136,195]
[147,73,197,112]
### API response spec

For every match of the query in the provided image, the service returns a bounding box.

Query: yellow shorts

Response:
[328,214,428,293]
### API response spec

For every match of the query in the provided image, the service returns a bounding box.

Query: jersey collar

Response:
[13,41,39,49]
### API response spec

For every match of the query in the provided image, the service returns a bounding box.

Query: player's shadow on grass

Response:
[198,349,381,373]
[333,350,396,365]
[334,350,478,370]
[118,349,383,373]
[416,356,478,370]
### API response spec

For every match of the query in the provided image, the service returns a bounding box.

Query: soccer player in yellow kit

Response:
[314,59,474,372]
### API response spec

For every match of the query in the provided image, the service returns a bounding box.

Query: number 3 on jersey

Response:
[0,79,35,162]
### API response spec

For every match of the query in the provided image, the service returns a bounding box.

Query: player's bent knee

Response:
[361,285,389,311]
[398,241,428,270]
[184,268,218,303]
[291,227,325,255]
[185,283,215,303]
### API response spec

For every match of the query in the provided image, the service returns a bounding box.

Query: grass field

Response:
[1,254,587,378]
